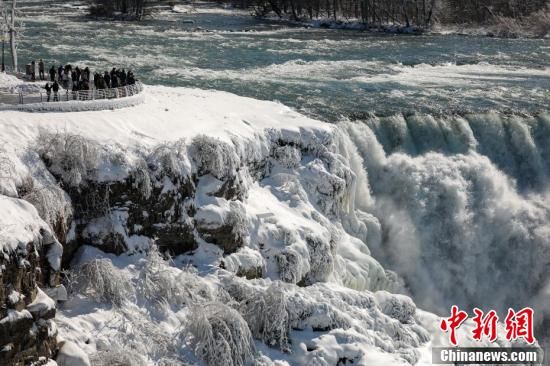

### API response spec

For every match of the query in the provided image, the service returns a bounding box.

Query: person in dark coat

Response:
[84,67,90,82]
[111,73,119,88]
[127,72,135,85]
[104,71,111,88]
[75,66,81,82]
[31,60,36,81]
[58,65,63,80]
[49,66,56,82]
[44,83,52,102]
[52,81,60,101]
[72,79,78,100]
[120,69,127,85]
[39,59,45,80]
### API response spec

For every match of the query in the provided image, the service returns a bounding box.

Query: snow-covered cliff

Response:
[0,76,547,365]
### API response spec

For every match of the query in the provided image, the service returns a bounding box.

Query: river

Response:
[15,0,550,121]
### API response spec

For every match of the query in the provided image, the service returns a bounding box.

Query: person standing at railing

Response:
[49,65,56,82]
[52,81,59,102]
[120,69,127,86]
[72,79,78,100]
[31,60,36,81]
[44,83,52,102]
[127,71,136,85]
[39,59,45,80]
[111,73,119,89]
[75,66,81,83]
[62,71,70,90]
[104,71,111,88]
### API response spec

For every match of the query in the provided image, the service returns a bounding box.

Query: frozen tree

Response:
[0,0,20,71]
[37,131,100,188]
[186,302,255,366]
[74,258,135,306]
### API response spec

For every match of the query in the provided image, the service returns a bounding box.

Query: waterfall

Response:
[337,111,550,329]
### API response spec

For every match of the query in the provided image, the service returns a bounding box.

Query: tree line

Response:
[86,0,549,28]
[223,0,550,27]
[89,0,150,20]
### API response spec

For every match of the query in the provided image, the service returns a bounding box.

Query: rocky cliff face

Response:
[0,197,61,365]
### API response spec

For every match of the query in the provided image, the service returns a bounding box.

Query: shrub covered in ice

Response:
[374,291,416,324]
[271,145,302,169]
[230,281,290,350]
[89,349,148,366]
[38,132,101,187]
[23,185,73,241]
[189,135,239,180]
[139,245,216,309]
[73,258,135,306]
[185,302,255,366]
[149,140,192,181]
[130,158,152,200]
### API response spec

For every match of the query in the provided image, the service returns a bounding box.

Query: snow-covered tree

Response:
[0,0,20,71]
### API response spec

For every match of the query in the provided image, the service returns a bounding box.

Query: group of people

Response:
[93,68,137,90]
[38,61,138,102]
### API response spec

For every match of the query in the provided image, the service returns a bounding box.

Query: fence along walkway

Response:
[0,81,144,105]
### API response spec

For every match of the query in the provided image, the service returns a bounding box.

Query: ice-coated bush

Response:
[276,247,305,284]
[238,283,290,350]
[139,245,215,309]
[303,235,335,285]
[130,158,152,200]
[89,349,148,366]
[75,258,135,306]
[186,302,255,366]
[271,145,301,169]
[23,185,73,239]
[374,291,416,324]
[149,140,192,180]
[189,135,239,179]
[227,201,249,245]
[37,131,100,187]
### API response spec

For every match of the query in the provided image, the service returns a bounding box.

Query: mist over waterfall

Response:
[338,111,550,326]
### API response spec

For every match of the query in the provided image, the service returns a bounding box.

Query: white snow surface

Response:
[1,76,546,364]
[56,341,91,366]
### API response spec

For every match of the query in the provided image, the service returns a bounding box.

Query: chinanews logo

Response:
[432,306,545,365]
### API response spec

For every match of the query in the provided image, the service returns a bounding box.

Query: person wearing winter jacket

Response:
[52,81,60,101]
[44,83,52,102]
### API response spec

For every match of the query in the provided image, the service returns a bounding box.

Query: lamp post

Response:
[1,35,4,72]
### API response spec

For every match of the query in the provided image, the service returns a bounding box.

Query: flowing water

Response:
[15,0,550,121]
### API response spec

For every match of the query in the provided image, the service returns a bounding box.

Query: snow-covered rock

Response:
[1,78,547,364]
[56,341,91,366]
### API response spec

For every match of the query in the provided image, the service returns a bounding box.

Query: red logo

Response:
[505,308,535,344]
[439,307,536,346]
[472,308,498,342]
[440,305,468,346]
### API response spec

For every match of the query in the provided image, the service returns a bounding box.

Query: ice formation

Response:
[0,73,547,364]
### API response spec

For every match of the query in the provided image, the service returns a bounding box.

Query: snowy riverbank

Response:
[0,77,548,364]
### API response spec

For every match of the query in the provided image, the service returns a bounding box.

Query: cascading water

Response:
[337,111,550,343]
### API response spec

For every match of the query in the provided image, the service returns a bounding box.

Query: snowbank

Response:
[1,81,546,364]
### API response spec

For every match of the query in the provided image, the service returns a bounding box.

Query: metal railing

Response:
[0,81,144,105]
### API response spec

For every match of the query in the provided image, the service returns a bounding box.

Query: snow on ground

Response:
[1,72,543,364]
[0,195,48,251]
[0,73,444,365]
